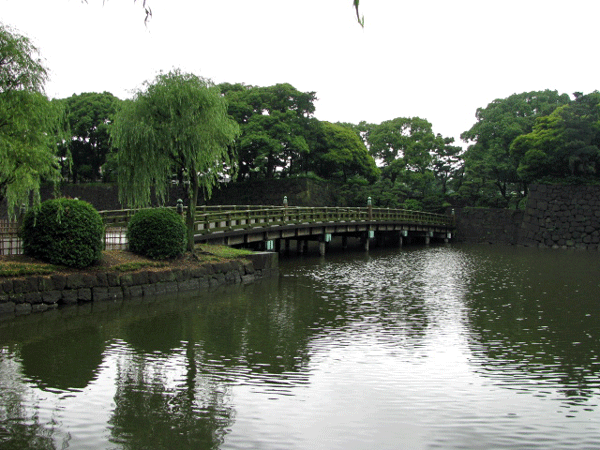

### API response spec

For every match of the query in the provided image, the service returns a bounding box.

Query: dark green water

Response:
[0,244,599,449]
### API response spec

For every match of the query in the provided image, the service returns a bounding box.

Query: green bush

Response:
[127,208,186,259]
[20,198,104,268]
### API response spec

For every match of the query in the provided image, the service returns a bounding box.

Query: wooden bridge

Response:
[101,204,455,256]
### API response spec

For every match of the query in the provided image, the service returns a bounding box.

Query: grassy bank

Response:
[0,245,254,278]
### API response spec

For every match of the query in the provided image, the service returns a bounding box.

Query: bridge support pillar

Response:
[275,239,282,253]
[318,238,326,256]
[296,239,304,255]
[398,233,403,247]
[363,233,370,252]
[284,238,290,255]
[425,236,430,245]
[342,235,348,250]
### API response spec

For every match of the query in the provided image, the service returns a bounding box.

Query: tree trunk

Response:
[186,171,200,252]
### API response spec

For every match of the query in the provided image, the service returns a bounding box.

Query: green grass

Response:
[0,263,60,277]
[113,261,167,272]
[199,244,255,259]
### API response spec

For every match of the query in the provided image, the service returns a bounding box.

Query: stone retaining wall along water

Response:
[520,184,600,250]
[452,208,524,245]
[0,252,278,316]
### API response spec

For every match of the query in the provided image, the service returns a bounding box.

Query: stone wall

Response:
[0,252,278,316]
[454,184,600,249]
[452,208,524,245]
[0,178,340,218]
[520,184,600,250]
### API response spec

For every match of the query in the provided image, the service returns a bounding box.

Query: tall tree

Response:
[460,90,570,206]
[511,92,600,183]
[310,121,379,183]
[221,83,316,180]
[112,70,240,251]
[57,91,121,183]
[0,23,61,216]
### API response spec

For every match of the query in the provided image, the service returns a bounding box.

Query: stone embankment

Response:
[453,184,600,250]
[520,184,600,249]
[0,252,278,316]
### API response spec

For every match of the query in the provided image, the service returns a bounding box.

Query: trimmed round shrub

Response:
[20,198,104,268]
[127,208,186,259]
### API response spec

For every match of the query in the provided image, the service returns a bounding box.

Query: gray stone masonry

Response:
[454,184,600,250]
[0,252,278,316]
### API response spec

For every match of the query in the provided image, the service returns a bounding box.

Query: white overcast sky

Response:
[1,0,599,145]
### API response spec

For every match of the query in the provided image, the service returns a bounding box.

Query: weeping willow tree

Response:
[0,23,62,217]
[112,70,240,251]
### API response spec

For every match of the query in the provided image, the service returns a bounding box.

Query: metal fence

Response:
[0,221,128,256]
[0,220,21,256]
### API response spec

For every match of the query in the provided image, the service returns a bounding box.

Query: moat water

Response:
[0,243,599,449]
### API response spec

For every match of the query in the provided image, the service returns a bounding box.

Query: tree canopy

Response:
[0,23,61,216]
[311,121,379,183]
[57,91,121,183]
[220,82,316,180]
[511,92,600,183]
[460,90,571,207]
[112,70,239,250]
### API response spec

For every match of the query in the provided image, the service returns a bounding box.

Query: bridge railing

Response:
[98,205,453,238]
[191,205,453,236]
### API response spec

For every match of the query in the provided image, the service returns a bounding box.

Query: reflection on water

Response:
[0,244,599,449]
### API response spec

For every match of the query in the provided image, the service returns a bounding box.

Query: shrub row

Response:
[20,199,188,268]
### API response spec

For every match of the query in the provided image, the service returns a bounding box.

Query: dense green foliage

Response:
[460,90,572,207]
[0,23,62,216]
[220,82,315,180]
[20,198,104,268]
[511,92,600,183]
[310,121,379,183]
[112,70,239,250]
[3,17,596,215]
[56,92,121,183]
[127,208,187,259]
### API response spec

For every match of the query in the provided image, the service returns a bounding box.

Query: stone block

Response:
[0,302,15,314]
[23,292,42,304]
[243,260,255,274]
[178,279,200,292]
[66,274,86,289]
[11,279,25,294]
[0,279,13,294]
[190,266,210,278]
[122,285,143,298]
[77,288,92,302]
[119,273,134,287]
[142,284,157,297]
[108,287,123,300]
[163,281,178,294]
[32,304,49,313]
[15,303,31,315]
[38,277,53,292]
[132,271,149,285]
[42,290,62,304]
[51,275,67,291]
[107,272,120,287]
[61,290,78,305]
[92,287,110,301]
[95,273,109,287]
